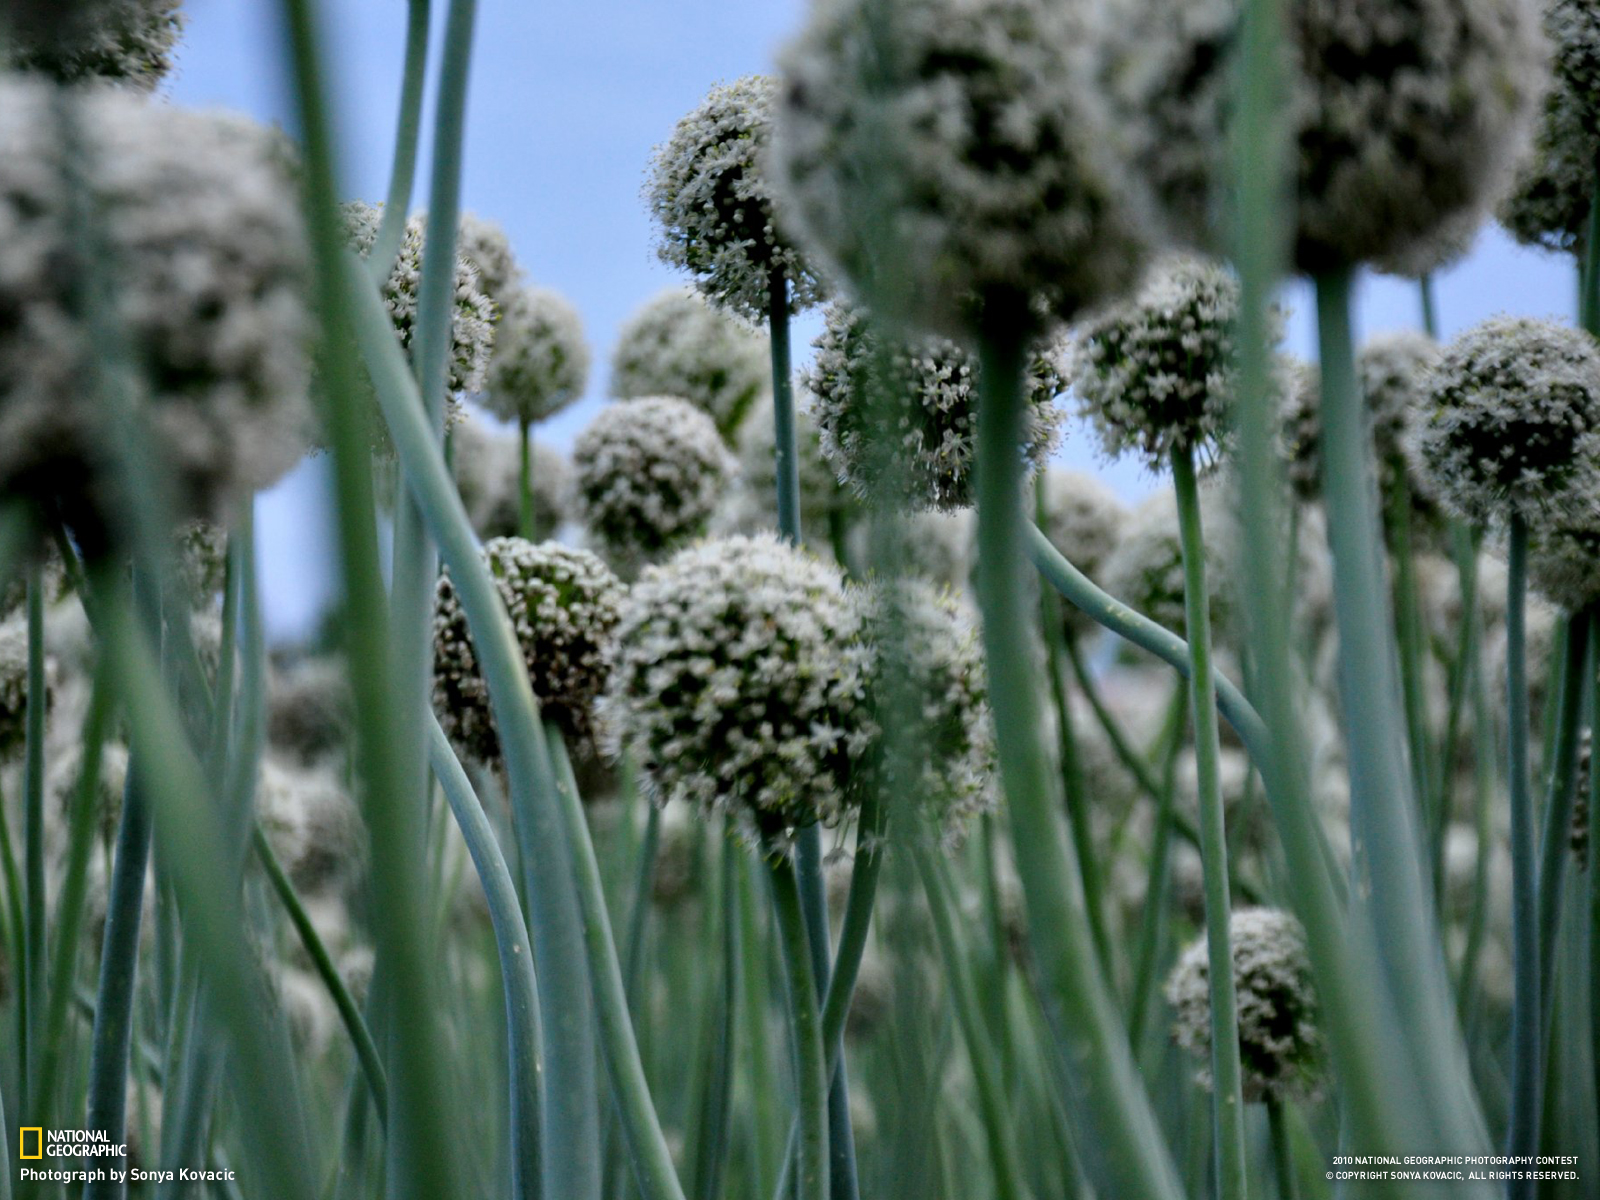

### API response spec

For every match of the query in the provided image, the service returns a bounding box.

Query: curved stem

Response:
[1171,443,1247,1200]
[975,319,1181,1200]
[1506,515,1540,1193]
[1537,609,1591,1032]
[767,849,829,1200]
[913,841,1031,1200]
[369,0,433,281]
[350,251,685,1200]
[427,716,543,1200]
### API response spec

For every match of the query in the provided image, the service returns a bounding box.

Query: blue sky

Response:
[164,0,1581,638]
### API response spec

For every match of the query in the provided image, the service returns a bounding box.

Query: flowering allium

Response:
[854,582,995,841]
[1501,0,1600,253]
[434,538,625,759]
[451,416,569,542]
[481,285,590,426]
[604,534,868,844]
[256,757,363,895]
[1071,255,1249,470]
[0,82,312,545]
[1411,317,1600,526]
[714,399,845,546]
[609,289,769,438]
[572,397,734,570]
[1165,907,1325,1102]
[1528,522,1600,610]
[3,0,183,90]
[1100,489,1234,640]
[1280,332,1442,505]
[454,211,520,312]
[772,0,1149,338]
[267,655,352,768]
[171,519,227,607]
[647,74,822,320]
[1106,0,1546,271]
[1037,468,1127,632]
[341,200,496,397]
[803,301,1065,511]
[0,616,45,759]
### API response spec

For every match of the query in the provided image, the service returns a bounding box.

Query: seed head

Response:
[434,538,626,759]
[772,0,1150,339]
[481,285,590,426]
[572,396,734,572]
[604,533,869,845]
[1165,906,1325,1102]
[1410,317,1600,526]
[610,289,769,439]
[804,301,1065,512]
[648,74,822,320]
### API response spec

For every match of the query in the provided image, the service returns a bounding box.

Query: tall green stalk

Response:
[1506,515,1540,1192]
[519,417,535,540]
[368,0,432,281]
[691,825,739,1200]
[974,316,1182,1200]
[1537,610,1591,1029]
[1314,268,1488,1160]
[1171,444,1247,1200]
[427,716,543,1200]
[767,848,829,1200]
[21,561,45,1117]
[350,256,685,1200]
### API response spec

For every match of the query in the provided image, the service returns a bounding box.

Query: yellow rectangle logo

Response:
[19,1128,42,1159]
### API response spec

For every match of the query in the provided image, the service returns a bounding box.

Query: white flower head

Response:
[0,81,312,549]
[604,533,867,847]
[572,396,735,571]
[1165,907,1325,1103]
[804,300,1065,512]
[3,0,183,90]
[481,285,590,426]
[772,0,1151,339]
[609,288,769,439]
[434,538,626,760]
[454,211,521,312]
[648,74,823,320]
[1411,317,1600,526]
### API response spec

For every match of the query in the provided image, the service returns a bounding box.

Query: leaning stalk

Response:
[974,317,1182,1200]
[1171,443,1248,1200]
[368,0,433,279]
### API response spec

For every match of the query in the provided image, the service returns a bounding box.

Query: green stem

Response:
[1580,149,1600,336]
[1506,516,1541,1191]
[1127,687,1188,1049]
[427,716,542,1200]
[767,849,829,1200]
[738,855,781,1200]
[769,269,800,542]
[83,575,158,1200]
[1386,473,1433,822]
[21,560,45,1116]
[1456,580,1498,1017]
[519,417,535,540]
[1171,444,1247,1200]
[352,251,684,1200]
[1434,526,1480,905]
[974,318,1181,1200]
[1537,609,1591,1033]
[1315,268,1487,1157]
[691,825,739,1200]
[912,842,1031,1200]
[255,823,390,1123]
[1046,626,1112,975]
[1419,274,1440,341]
[369,0,432,280]
[1268,1099,1298,1200]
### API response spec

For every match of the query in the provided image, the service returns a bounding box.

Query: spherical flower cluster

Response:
[572,397,734,570]
[772,0,1149,338]
[342,200,496,398]
[1281,332,1441,505]
[1071,255,1247,470]
[1411,317,1600,526]
[647,74,822,320]
[256,757,363,895]
[171,519,227,607]
[1106,0,1546,271]
[1165,907,1325,1102]
[803,301,1065,511]
[481,285,590,426]
[1501,0,1600,254]
[0,82,312,547]
[454,211,520,311]
[1528,521,1600,610]
[4,0,183,90]
[267,655,352,767]
[0,616,42,759]
[714,399,846,546]
[1037,468,1128,632]
[1100,488,1235,641]
[451,416,569,542]
[604,534,868,843]
[434,538,626,759]
[609,289,769,438]
[854,582,996,841]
